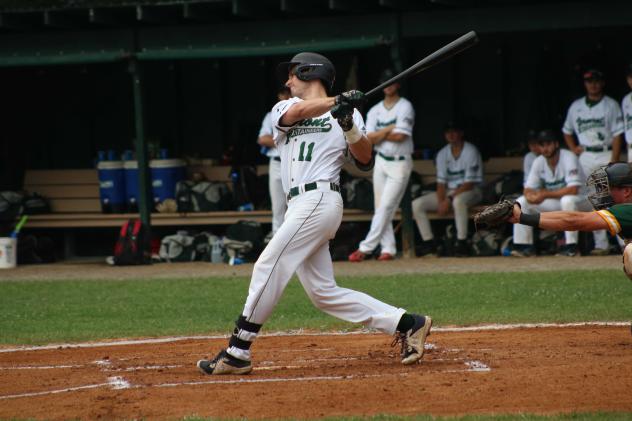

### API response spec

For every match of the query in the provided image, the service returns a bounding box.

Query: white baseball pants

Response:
[513,194,593,245]
[359,156,412,255]
[268,158,286,234]
[579,151,610,249]
[238,188,406,360]
[412,188,482,241]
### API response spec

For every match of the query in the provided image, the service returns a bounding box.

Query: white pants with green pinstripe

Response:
[230,188,406,361]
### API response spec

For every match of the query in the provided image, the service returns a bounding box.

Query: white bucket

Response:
[0,237,17,269]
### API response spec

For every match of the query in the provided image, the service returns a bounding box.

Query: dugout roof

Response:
[0,0,630,66]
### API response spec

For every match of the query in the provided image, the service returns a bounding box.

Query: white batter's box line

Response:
[0,321,628,354]
[0,373,406,400]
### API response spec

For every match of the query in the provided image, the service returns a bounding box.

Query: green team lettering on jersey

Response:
[607,204,632,240]
[542,178,567,191]
[575,116,606,134]
[376,118,397,129]
[286,117,333,143]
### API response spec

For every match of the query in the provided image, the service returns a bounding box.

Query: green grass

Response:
[1,269,631,345]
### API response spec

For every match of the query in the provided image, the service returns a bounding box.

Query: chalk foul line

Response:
[0,321,628,354]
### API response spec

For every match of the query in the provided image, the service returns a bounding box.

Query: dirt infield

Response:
[1,325,631,420]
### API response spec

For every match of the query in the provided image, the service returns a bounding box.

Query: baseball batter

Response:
[197,52,432,376]
[257,86,291,236]
[512,130,589,257]
[412,121,483,256]
[349,69,415,262]
[622,66,632,163]
[562,69,624,254]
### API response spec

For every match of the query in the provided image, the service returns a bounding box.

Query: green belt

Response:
[287,182,341,201]
[585,145,612,152]
[378,152,408,161]
[272,157,281,162]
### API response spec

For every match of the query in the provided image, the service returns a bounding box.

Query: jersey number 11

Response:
[298,142,315,162]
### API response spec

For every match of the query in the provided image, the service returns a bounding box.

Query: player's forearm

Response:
[563,133,576,148]
[436,183,447,201]
[257,135,275,148]
[367,127,390,144]
[384,132,408,142]
[451,182,474,197]
[611,135,623,161]
[537,211,606,232]
[280,97,336,126]
[349,137,373,164]
[542,185,578,199]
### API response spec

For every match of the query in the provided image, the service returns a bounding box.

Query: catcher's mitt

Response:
[473,199,516,230]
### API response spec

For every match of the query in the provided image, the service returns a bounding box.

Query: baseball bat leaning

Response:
[364,31,479,99]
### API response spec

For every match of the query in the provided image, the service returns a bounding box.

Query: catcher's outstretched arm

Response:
[533,210,608,232]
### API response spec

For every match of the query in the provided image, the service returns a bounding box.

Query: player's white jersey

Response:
[622,92,632,146]
[435,141,483,190]
[258,111,279,158]
[365,97,414,156]
[562,95,624,148]
[525,149,585,194]
[272,97,366,193]
[523,151,538,185]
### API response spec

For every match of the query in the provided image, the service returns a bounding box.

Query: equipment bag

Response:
[0,191,24,224]
[176,180,232,212]
[471,229,500,256]
[225,220,264,262]
[22,193,51,215]
[113,219,151,265]
[342,177,374,211]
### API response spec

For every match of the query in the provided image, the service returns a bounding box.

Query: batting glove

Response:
[334,90,366,109]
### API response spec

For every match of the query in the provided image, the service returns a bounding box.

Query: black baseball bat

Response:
[365,31,479,99]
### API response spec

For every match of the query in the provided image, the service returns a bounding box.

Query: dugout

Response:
[0,0,630,255]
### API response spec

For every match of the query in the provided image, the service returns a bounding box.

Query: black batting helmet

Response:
[276,52,336,92]
[587,162,632,210]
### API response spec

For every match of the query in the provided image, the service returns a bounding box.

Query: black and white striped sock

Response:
[226,315,262,361]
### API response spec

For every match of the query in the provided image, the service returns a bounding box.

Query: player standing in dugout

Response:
[348,68,415,262]
[562,68,625,255]
[196,52,432,375]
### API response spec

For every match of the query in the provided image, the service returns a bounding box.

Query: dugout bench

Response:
[21,157,522,257]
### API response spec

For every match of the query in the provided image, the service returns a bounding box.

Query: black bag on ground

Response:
[341,176,374,211]
[437,224,457,257]
[330,222,366,261]
[224,220,264,262]
[176,180,232,212]
[471,229,500,256]
[113,219,151,265]
[17,234,56,264]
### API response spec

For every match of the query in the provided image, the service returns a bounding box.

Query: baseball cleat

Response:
[348,249,367,262]
[197,349,252,375]
[393,315,432,365]
[377,252,394,261]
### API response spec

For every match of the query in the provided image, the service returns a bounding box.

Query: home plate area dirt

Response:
[1,325,632,420]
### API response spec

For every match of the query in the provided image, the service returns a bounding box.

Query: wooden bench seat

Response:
[22,157,522,229]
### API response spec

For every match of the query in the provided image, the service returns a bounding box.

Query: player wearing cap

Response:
[562,69,624,255]
[622,65,632,163]
[511,130,592,257]
[348,69,415,262]
[257,86,291,238]
[412,121,483,257]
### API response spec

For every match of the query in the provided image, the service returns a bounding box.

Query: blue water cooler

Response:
[97,161,126,213]
[150,159,186,207]
[124,160,139,213]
